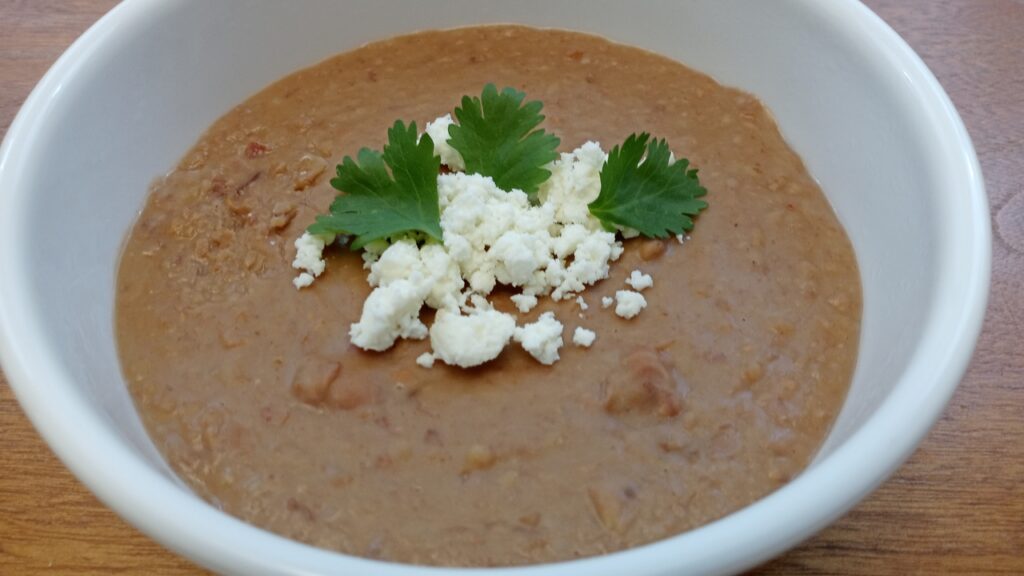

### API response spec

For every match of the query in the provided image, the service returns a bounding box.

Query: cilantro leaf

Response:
[589,133,708,237]
[308,120,443,249]
[448,84,561,199]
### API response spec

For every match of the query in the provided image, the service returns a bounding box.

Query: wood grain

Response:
[1,1,1021,574]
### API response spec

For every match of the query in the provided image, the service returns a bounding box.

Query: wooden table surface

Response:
[1,1,1021,574]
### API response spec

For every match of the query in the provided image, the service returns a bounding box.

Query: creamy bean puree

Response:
[116,26,861,566]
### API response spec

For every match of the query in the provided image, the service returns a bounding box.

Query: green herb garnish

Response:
[308,89,708,251]
[448,83,561,199]
[589,133,708,237]
[308,120,442,249]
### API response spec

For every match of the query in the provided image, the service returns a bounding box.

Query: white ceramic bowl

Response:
[0,1,989,574]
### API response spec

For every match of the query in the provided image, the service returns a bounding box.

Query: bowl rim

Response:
[0,0,990,574]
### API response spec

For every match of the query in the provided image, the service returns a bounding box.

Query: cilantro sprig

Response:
[589,133,708,237]
[307,87,709,256]
[448,83,560,199]
[307,120,442,249]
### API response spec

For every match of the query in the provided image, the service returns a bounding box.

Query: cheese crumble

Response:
[430,309,516,368]
[292,115,670,367]
[511,293,539,313]
[415,352,436,368]
[572,327,597,347]
[291,232,333,289]
[424,114,466,171]
[626,269,653,291]
[614,290,647,319]
[514,312,564,365]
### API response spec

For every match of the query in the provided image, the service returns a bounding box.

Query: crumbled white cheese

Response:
[514,312,564,365]
[415,352,435,368]
[511,293,539,313]
[367,240,463,310]
[601,296,614,309]
[365,240,416,284]
[547,224,623,300]
[361,239,389,269]
[295,119,655,366]
[434,129,623,303]
[626,269,654,291]
[614,290,647,319]
[537,141,607,226]
[293,272,315,289]
[291,232,334,289]
[349,279,429,351]
[439,172,551,294]
[419,245,465,310]
[572,327,596,347]
[466,293,493,312]
[424,114,466,170]
[490,230,552,287]
[430,309,516,368]
[350,240,464,350]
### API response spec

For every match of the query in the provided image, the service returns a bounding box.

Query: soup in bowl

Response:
[0,1,988,574]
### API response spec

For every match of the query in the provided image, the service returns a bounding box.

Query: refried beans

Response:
[115,26,861,566]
